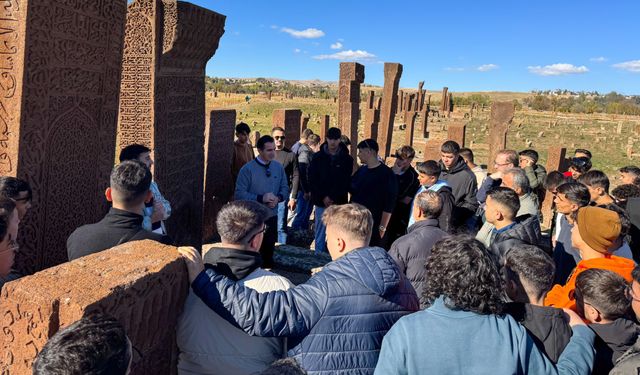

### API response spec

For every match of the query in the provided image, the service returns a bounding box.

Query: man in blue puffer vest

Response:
[179,203,419,375]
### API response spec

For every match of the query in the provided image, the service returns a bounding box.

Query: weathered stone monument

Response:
[117,0,226,248]
[541,147,568,229]
[320,114,330,141]
[272,109,302,149]
[0,241,188,374]
[448,123,466,147]
[363,91,380,140]
[423,139,441,162]
[440,87,449,112]
[203,110,236,241]
[404,111,418,146]
[337,62,364,156]
[488,102,515,172]
[300,115,310,133]
[378,63,403,158]
[0,0,127,274]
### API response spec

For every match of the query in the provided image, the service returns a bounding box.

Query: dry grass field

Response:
[206,92,640,181]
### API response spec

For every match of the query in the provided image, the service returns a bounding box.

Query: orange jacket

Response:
[544,255,635,311]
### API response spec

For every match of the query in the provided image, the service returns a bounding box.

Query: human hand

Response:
[263,192,277,204]
[178,246,204,283]
[151,200,165,223]
[288,199,296,211]
[563,308,586,327]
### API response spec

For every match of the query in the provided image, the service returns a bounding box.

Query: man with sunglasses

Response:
[177,200,292,374]
[272,127,299,245]
[235,135,289,268]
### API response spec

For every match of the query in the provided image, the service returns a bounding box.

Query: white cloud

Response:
[280,27,325,39]
[313,49,376,61]
[270,25,278,30]
[477,64,499,72]
[527,63,589,76]
[330,42,343,50]
[294,48,301,53]
[444,67,465,72]
[612,60,640,73]
[590,56,608,63]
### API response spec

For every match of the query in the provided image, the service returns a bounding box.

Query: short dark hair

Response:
[556,182,591,208]
[632,265,640,284]
[575,268,631,321]
[0,176,32,200]
[569,157,592,174]
[260,358,307,375]
[235,122,251,135]
[326,127,342,140]
[357,138,379,152]
[619,166,640,176]
[110,160,152,204]
[271,126,285,134]
[487,187,520,219]
[503,245,555,301]
[574,148,592,159]
[307,134,321,146]
[33,313,130,375]
[215,200,270,245]
[257,135,275,150]
[459,148,474,163]
[118,144,151,162]
[440,140,460,155]
[518,149,539,164]
[578,170,610,193]
[416,160,441,177]
[612,184,640,203]
[424,236,504,315]
[339,135,351,146]
[0,197,16,242]
[414,190,443,219]
[395,145,415,160]
[544,171,566,191]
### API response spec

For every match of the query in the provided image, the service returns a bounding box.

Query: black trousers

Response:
[260,216,278,268]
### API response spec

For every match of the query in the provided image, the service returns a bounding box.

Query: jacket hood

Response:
[440,157,468,174]
[328,246,403,297]
[591,318,638,358]
[204,247,262,281]
[498,214,543,246]
[321,142,349,157]
[577,256,636,282]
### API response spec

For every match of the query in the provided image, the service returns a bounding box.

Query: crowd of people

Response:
[2,121,640,374]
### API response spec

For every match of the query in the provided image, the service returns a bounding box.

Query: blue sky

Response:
[185,0,640,94]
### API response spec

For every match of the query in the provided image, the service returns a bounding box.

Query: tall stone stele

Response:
[0,0,128,273]
[117,0,226,247]
[378,63,403,158]
[337,62,364,157]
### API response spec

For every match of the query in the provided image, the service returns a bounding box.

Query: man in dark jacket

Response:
[386,146,420,246]
[503,245,571,364]
[477,187,544,263]
[410,160,454,233]
[291,134,321,232]
[272,127,299,244]
[351,139,398,248]
[389,190,448,308]
[438,141,478,228]
[67,161,171,260]
[308,127,353,253]
[179,203,419,375]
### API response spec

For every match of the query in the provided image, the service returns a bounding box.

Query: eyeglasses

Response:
[0,240,19,255]
[494,161,511,167]
[246,224,268,243]
[627,286,640,303]
[274,136,285,140]
[13,195,31,203]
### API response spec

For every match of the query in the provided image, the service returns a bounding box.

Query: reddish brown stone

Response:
[337,62,365,156]
[300,115,310,133]
[404,112,418,146]
[423,139,441,162]
[488,102,515,172]
[440,87,449,112]
[448,123,466,147]
[540,147,568,229]
[363,93,380,141]
[272,109,302,149]
[0,240,188,374]
[378,63,403,158]
[117,0,225,248]
[320,115,330,141]
[203,110,235,241]
[397,90,404,113]
[419,110,430,138]
[417,81,426,111]
[0,0,127,274]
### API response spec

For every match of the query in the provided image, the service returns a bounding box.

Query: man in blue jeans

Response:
[272,127,298,244]
[308,128,353,253]
[291,134,321,232]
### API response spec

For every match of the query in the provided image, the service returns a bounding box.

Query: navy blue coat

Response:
[191,246,419,375]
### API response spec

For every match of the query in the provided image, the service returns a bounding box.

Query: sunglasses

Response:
[274,136,285,140]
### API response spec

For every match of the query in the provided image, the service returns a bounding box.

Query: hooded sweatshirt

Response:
[439,157,478,226]
[590,318,639,375]
[544,255,635,311]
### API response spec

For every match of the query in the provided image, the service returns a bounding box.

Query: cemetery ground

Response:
[207,92,640,181]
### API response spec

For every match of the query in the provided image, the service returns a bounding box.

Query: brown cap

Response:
[576,206,621,254]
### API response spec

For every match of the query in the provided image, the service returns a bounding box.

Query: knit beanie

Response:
[576,206,621,254]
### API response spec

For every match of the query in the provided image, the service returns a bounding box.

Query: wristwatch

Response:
[379,225,386,231]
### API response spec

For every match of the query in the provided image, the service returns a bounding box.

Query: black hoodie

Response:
[438,157,478,226]
[308,142,354,207]
[590,318,639,375]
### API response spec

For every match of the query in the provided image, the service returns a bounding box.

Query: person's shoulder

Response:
[243,268,294,292]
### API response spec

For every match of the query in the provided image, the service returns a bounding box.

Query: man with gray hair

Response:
[477,149,518,204]
[389,190,448,308]
[501,168,540,218]
[177,200,293,375]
